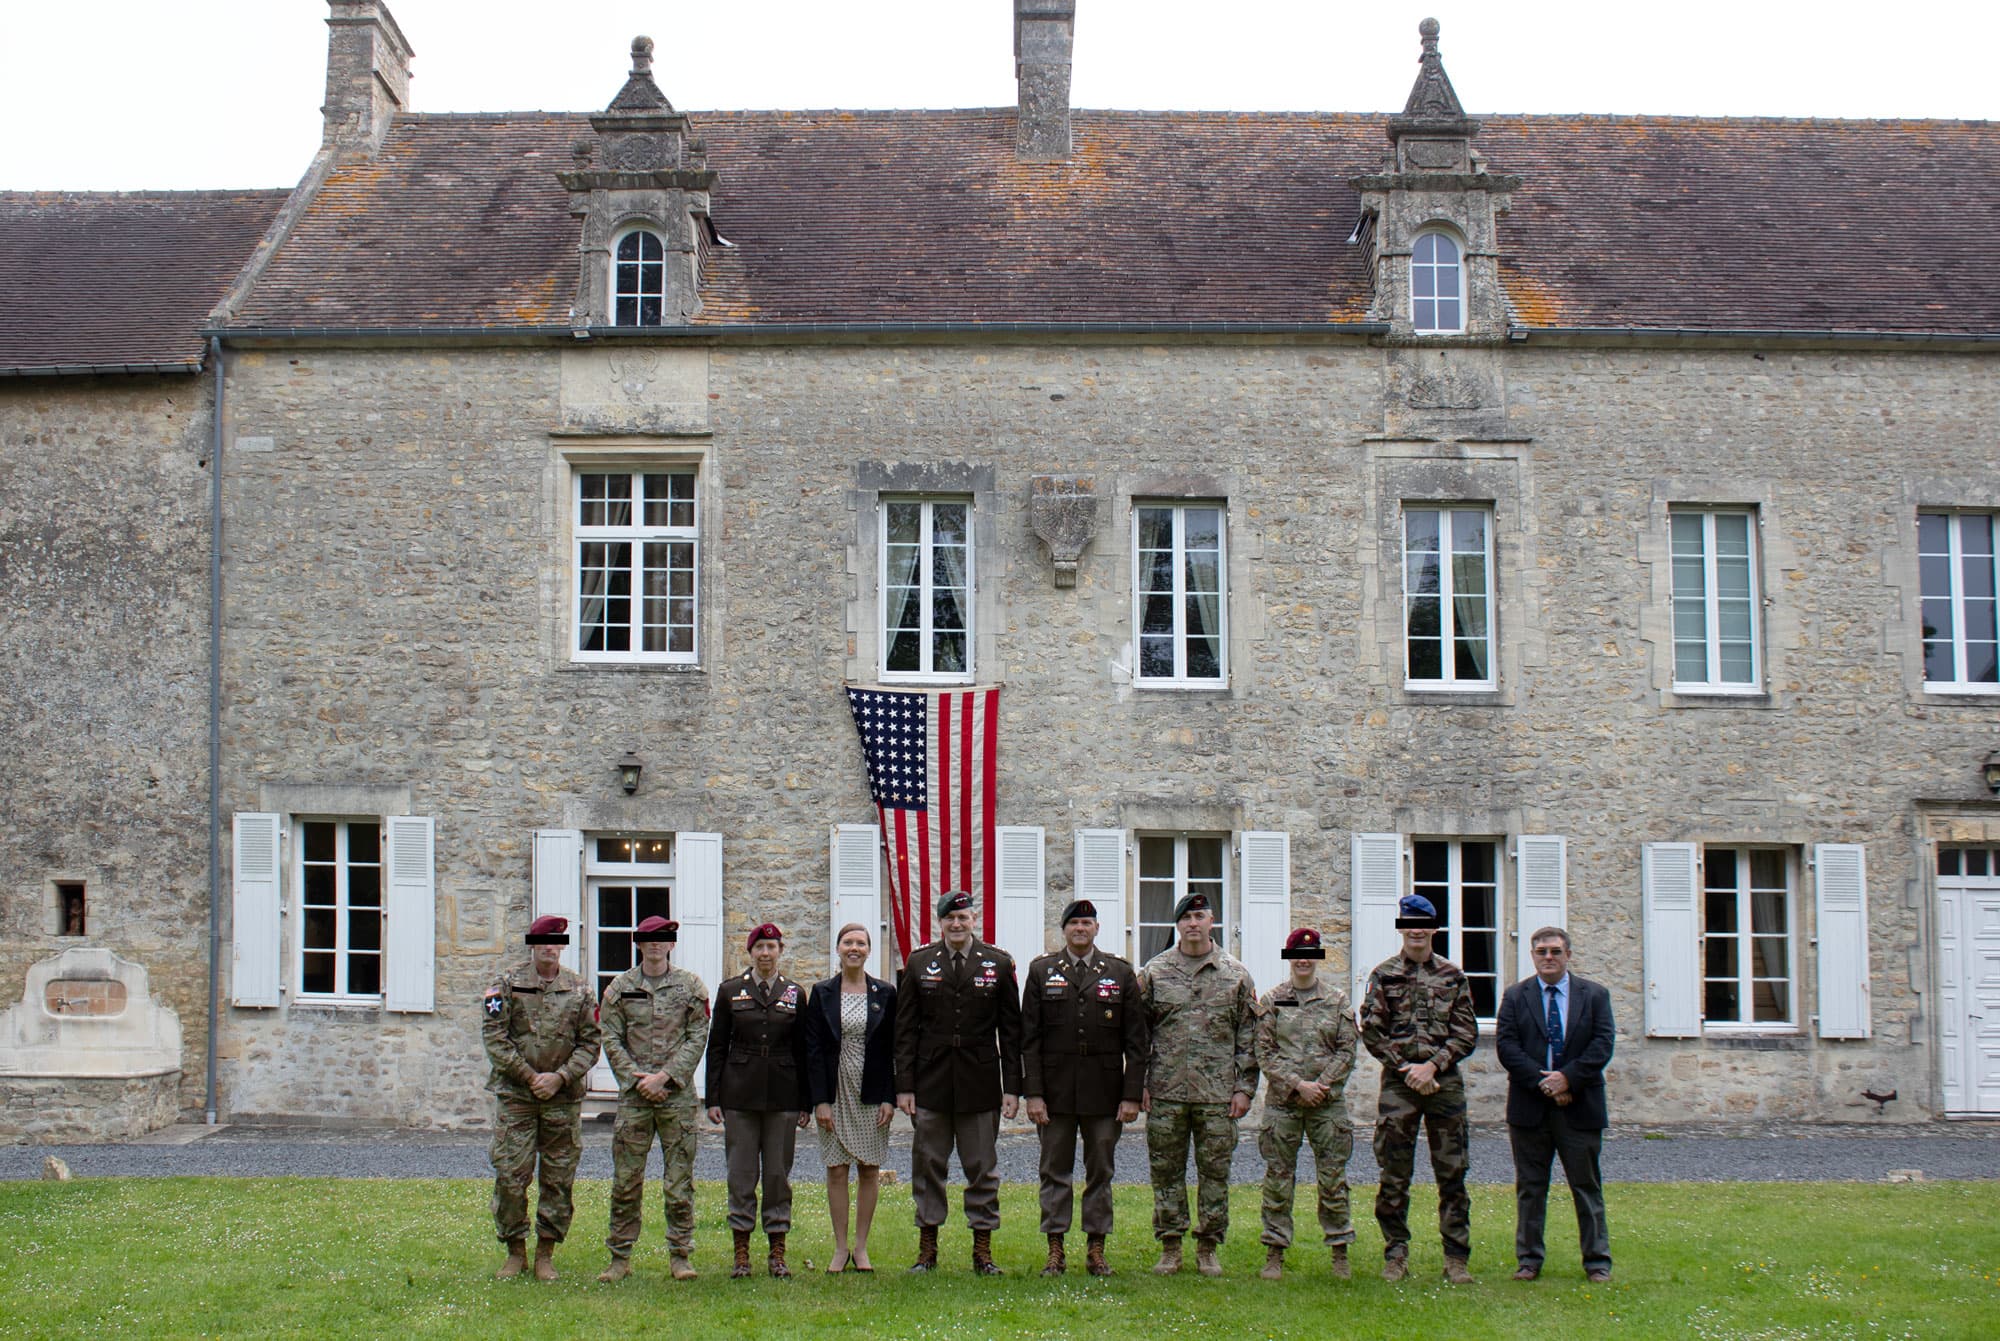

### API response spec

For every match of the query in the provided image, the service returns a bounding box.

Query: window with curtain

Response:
[1403,506,1493,687]
[1670,508,1761,690]
[574,469,698,663]
[1701,846,1793,1026]
[612,229,667,326]
[881,498,973,681]
[1135,503,1227,686]
[1135,833,1229,964]
[1919,511,2000,690]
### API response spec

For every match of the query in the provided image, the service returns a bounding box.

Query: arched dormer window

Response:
[613,228,666,326]
[1411,230,1464,334]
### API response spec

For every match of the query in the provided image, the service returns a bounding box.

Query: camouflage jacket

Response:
[599,964,711,1103]
[481,961,601,1102]
[1360,952,1479,1076]
[1255,977,1358,1109]
[1138,944,1259,1104]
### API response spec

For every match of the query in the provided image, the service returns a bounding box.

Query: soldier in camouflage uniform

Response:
[1360,893,1480,1285]
[1254,927,1359,1281]
[1137,891,1259,1278]
[596,915,711,1283]
[481,914,602,1282]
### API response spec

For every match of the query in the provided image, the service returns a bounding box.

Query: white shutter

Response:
[1350,832,1404,1003]
[829,823,885,978]
[383,815,436,1013]
[531,829,585,975]
[1642,842,1702,1037]
[995,825,1048,968]
[1074,829,1128,961]
[1238,830,1290,995]
[676,831,725,1103]
[231,812,283,1008]
[1813,843,1871,1039]
[1514,834,1568,982]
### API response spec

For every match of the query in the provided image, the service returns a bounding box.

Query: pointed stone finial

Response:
[1402,17,1465,122]
[631,35,654,76]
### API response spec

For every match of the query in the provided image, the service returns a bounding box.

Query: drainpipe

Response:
[205,335,225,1126]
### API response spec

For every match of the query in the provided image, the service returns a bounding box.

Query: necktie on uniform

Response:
[1545,983,1565,1068]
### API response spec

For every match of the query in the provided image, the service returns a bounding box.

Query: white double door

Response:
[1938,851,2000,1115]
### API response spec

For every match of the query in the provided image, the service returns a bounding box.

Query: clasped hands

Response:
[1537,1069,1573,1106]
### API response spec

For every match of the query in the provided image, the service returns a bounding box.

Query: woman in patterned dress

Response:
[804,922,897,1273]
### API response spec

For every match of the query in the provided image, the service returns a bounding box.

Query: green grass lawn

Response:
[2,1179,1995,1338]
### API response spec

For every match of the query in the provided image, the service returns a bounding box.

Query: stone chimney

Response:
[1014,0,1075,162]
[322,0,414,154]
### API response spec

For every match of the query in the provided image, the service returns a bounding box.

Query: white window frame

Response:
[571,466,699,665]
[611,226,667,327]
[1410,837,1503,1023]
[879,497,974,683]
[1402,505,1495,689]
[293,817,385,1003]
[1132,502,1229,688]
[582,834,677,1008]
[1133,832,1231,964]
[1919,511,2000,692]
[1410,229,1465,335]
[1670,508,1762,692]
[1701,845,1798,1032]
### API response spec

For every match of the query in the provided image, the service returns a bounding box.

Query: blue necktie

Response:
[1545,984,1565,1068]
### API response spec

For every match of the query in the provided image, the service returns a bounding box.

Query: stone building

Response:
[4,0,1998,1135]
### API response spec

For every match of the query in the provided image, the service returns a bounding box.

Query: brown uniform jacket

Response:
[481,961,601,1102]
[1255,977,1358,1109]
[704,969,811,1113]
[894,938,1023,1113]
[1360,952,1480,1076]
[598,963,709,1103]
[1020,948,1147,1115]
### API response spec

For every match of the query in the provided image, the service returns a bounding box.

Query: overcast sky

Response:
[3,0,1992,190]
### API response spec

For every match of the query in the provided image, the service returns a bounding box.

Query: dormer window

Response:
[613,228,667,326]
[1411,230,1464,334]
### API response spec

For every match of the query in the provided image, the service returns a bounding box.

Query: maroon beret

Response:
[525,915,570,945]
[746,922,783,951]
[633,916,678,943]
[1281,927,1326,960]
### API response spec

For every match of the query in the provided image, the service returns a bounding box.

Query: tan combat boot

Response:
[1085,1234,1112,1277]
[495,1239,528,1280]
[731,1229,753,1279]
[1195,1239,1223,1278]
[596,1257,630,1284]
[908,1224,939,1273]
[1259,1246,1284,1280]
[1443,1256,1475,1285]
[1040,1234,1066,1277]
[1382,1253,1409,1283]
[1152,1236,1184,1276]
[1330,1244,1351,1280]
[669,1247,698,1281]
[532,1238,559,1282]
[971,1228,1004,1276]
[767,1232,791,1279]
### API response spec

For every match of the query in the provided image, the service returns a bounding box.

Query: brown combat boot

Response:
[532,1238,559,1282]
[1195,1238,1223,1278]
[767,1232,791,1279]
[1330,1244,1351,1280]
[972,1228,1004,1276]
[908,1224,939,1273]
[596,1257,630,1284]
[1040,1233,1066,1277]
[1259,1246,1284,1280]
[1443,1256,1475,1285]
[1152,1236,1183,1276]
[1085,1234,1112,1277]
[495,1239,528,1280]
[1382,1252,1409,1283]
[669,1250,698,1281]
[731,1229,754,1279]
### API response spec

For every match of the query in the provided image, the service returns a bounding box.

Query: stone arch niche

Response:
[0,947,183,1143]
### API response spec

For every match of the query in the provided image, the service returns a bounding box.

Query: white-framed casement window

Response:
[297,818,384,999]
[1134,502,1227,687]
[1702,845,1795,1028]
[1410,230,1465,334]
[573,468,698,663]
[612,228,667,327]
[1403,505,1493,687]
[1412,838,1502,1020]
[881,497,973,681]
[1671,508,1761,690]
[584,835,676,1006]
[1135,833,1229,964]
[1919,512,2000,691]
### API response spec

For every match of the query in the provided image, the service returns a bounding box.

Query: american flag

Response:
[843,685,1001,963]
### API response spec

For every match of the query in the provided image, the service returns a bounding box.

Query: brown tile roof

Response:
[227,109,2000,335]
[0,191,287,372]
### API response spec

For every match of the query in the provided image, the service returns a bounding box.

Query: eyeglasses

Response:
[1531,946,1568,956]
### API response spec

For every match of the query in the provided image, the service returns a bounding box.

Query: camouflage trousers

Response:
[607,1097,699,1258]
[1372,1072,1471,1261]
[1146,1100,1237,1243]
[1258,1101,1355,1248]
[490,1096,582,1245]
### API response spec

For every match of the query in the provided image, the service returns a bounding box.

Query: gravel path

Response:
[6,1121,1996,1184]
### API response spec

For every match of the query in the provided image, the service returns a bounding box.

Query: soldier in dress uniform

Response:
[1138,891,1259,1278]
[1254,927,1359,1281]
[704,922,812,1279]
[481,914,601,1282]
[1020,898,1148,1277]
[894,889,1023,1275]
[596,915,710,1283]
[1360,893,1481,1285]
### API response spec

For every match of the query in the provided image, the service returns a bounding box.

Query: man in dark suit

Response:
[895,890,1024,1275]
[1020,898,1148,1277]
[1494,926,1615,1283]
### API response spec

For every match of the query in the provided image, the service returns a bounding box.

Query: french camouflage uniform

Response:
[481,962,601,1245]
[1138,945,1258,1244]
[600,963,711,1260]
[1360,953,1480,1262]
[1255,978,1359,1249]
